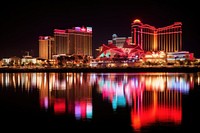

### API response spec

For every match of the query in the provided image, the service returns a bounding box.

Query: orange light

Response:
[134,19,141,23]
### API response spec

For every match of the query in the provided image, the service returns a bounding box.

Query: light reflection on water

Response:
[0,72,199,132]
[95,72,195,131]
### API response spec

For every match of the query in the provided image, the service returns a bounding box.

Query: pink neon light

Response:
[81,27,86,32]
[40,97,49,109]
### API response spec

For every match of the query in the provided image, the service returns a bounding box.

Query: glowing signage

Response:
[86,27,92,32]
[75,27,81,31]
[74,26,92,33]
[44,36,49,40]
[81,27,86,32]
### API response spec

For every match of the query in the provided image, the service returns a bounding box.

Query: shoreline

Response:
[0,66,200,73]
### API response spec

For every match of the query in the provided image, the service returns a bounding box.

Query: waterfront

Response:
[0,72,200,132]
[0,65,200,73]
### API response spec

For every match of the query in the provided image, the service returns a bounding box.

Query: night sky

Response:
[0,0,199,58]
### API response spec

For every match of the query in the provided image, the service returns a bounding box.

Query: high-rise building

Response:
[54,26,92,56]
[39,36,55,59]
[131,19,182,52]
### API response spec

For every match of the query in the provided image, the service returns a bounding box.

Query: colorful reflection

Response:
[131,91,181,131]
[0,72,94,120]
[96,73,196,131]
[39,73,94,119]
[0,72,199,130]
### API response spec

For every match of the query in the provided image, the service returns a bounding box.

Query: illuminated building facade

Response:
[167,51,194,63]
[108,34,132,48]
[131,19,182,52]
[96,40,144,60]
[39,36,55,59]
[54,26,92,56]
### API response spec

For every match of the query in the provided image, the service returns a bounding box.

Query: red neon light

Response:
[131,106,181,130]
[54,99,66,114]
[80,101,86,118]
[54,29,66,34]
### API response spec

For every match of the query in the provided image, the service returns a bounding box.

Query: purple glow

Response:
[75,103,81,120]
[75,27,81,31]
[44,97,48,109]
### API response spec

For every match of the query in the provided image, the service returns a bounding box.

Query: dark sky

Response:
[0,0,199,58]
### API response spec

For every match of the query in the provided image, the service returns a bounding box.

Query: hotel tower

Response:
[39,36,55,59]
[54,26,92,56]
[131,19,182,52]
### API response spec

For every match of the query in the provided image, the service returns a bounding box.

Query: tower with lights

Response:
[131,19,182,52]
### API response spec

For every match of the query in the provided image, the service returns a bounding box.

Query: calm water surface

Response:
[0,72,200,132]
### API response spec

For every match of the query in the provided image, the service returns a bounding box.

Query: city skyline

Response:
[0,0,199,58]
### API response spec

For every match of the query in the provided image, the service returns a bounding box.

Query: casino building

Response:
[96,19,188,64]
[39,36,55,59]
[39,26,92,60]
[131,19,182,52]
[54,26,92,56]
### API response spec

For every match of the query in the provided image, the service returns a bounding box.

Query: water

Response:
[0,72,200,132]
